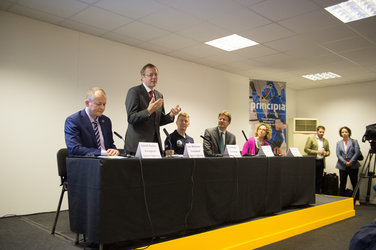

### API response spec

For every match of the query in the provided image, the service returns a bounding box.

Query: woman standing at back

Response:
[336,126,361,205]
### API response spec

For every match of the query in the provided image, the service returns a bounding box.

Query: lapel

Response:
[140,84,150,107]
[80,109,97,146]
[347,139,353,151]
[98,116,106,141]
[339,140,345,152]
[216,128,223,151]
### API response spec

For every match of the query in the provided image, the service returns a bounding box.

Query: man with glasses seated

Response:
[124,63,181,155]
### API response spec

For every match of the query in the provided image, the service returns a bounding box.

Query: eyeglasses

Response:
[143,73,158,77]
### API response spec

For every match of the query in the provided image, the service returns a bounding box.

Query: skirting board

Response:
[149,196,355,250]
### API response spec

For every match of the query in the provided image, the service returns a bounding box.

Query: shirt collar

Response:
[218,127,226,134]
[85,108,98,123]
[142,82,153,93]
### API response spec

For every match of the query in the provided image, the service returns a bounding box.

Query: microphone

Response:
[200,135,222,157]
[114,131,126,154]
[114,131,123,141]
[242,130,248,142]
[163,128,172,154]
[241,130,253,157]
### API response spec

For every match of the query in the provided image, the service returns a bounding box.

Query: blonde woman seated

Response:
[242,123,272,155]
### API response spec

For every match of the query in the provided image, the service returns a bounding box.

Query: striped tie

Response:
[93,121,101,149]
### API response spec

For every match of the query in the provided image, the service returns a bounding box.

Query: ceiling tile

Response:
[347,16,376,43]
[17,0,88,18]
[339,48,376,66]
[240,23,296,43]
[232,45,280,59]
[6,4,65,24]
[148,33,198,51]
[279,9,340,33]
[60,19,107,36]
[95,0,163,19]
[303,25,357,44]
[252,0,319,22]
[138,6,201,32]
[0,1,14,10]
[111,21,170,42]
[322,37,374,54]
[175,21,229,43]
[169,43,223,59]
[136,41,174,54]
[264,35,313,52]
[102,31,144,46]
[71,6,133,31]
[207,6,271,32]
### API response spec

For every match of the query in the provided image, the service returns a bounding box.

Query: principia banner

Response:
[248,80,287,154]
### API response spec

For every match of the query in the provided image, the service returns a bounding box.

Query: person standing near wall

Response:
[304,125,330,194]
[335,126,361,205]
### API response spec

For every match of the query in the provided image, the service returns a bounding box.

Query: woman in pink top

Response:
[242,123,272,155]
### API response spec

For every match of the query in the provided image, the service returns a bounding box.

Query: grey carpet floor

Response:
[1,196,375,250]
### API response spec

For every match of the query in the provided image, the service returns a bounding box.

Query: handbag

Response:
[352,139,364,161]
[358,151,364,161]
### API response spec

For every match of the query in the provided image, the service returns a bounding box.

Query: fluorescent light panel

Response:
[302,72,342,81]
[325,0,376,23]
[205,34,258,51]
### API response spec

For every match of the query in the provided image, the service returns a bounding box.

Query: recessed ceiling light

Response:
[325,0,376,23]
[302,72,342,81]
[205,34,258,51]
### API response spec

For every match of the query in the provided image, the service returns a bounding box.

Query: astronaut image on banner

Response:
[249,80,287,155]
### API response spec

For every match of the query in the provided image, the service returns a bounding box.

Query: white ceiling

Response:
[1,0,376,89]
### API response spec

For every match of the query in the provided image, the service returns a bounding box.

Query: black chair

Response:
[51,148,84,244]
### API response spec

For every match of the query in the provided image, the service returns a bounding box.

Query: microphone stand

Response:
[241,130,254,156]
[113,131,129,157]
[163,128,173,157]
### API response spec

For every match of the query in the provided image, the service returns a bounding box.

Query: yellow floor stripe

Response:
[149,196,355,250]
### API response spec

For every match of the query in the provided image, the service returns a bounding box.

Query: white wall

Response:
[295,82,376,202]
[0,11,250,216]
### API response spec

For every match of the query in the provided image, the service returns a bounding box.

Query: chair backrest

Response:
[57,148,69,178]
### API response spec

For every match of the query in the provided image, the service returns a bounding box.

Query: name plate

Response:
[135,142,161,159]
[258,145,274,157]
[223,145,241,157]
[286,147,302,157]
[183,143,205,158]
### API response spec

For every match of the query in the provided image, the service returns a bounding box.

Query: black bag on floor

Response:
[322,173,338,195]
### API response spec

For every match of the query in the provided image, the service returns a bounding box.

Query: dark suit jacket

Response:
[125,84,174,154]
[203,127,236,156]
[64,109,116,156]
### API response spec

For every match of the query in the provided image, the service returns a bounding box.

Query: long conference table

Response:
[66,156,315,244]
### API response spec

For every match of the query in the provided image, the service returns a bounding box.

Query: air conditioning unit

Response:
[287,118,318,155]
[292,118,318,133]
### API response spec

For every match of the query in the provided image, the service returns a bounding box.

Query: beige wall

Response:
[0,11,252,216]
[295,82,376,202]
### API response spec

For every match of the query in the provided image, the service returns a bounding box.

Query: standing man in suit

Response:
[65,87,119,156]
[304,125,330,194]
[125,63,181,155]
[203,111,236,156]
